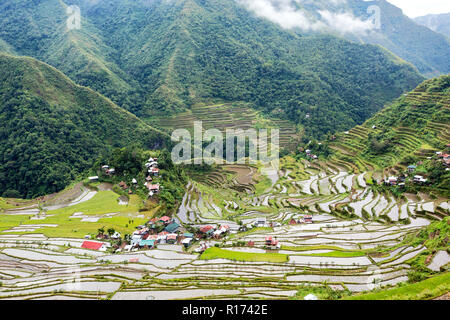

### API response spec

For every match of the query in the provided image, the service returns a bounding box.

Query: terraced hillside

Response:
[151,103,301,150]
[1,157,448,300]
[329,75,450,174]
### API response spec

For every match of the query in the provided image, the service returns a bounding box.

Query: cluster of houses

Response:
[96,157,162,198]
[384,149,450,187]
[144,157,160,198]
[384,173,428,186]
[125,216,190,251]
[436,151,450,168]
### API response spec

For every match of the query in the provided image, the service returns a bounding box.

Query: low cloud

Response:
[237,0,375,34]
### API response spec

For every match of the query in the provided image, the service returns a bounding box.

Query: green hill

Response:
[415,13,450,39]
[0,0,424,139]
[329,75,450,178]
[0,53,167,199]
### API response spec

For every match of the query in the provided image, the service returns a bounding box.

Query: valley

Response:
[0,152,448,300]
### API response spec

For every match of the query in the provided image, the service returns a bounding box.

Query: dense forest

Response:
[0,53,167,198]
[0,0,424,139]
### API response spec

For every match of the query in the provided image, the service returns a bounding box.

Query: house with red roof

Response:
[81,241,107,251]
[264,236,280,250]
[167,233,178,244]
[150,167,160,176]
[199,225,215,233]
[159,216,171,224]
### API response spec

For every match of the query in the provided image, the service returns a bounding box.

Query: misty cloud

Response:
[237,0,375,34]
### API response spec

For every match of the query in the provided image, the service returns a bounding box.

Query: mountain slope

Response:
[415,13,450,39]
[0,53,167,198]
[329,75,450,175]
[237,0,450,77]
[348,0,450,77]
[0,0,424,139]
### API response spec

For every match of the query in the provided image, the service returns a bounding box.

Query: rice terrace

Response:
[0,0,449,305]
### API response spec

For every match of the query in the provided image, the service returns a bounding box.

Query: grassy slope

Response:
[345,272,450,300]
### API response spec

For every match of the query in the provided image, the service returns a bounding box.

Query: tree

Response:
[2,189,21,198]
[107,228,116,237]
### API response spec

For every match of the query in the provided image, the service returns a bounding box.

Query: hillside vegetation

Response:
[329,75,449,190]
[0,53,167,198]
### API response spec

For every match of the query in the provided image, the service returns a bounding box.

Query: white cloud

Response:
[386,0,450,18]
[237,0,375,35]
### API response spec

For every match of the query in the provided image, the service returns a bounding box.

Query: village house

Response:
[407,165,417,173]
[442,154,450,167]
[149,167,160,176]
[304,215,313,224]
[81,241,107,252]
[199,225,216,238]
[183,232,194,239]
[167,233,178,244]
[139,239,156,249]
[165,221,180,233]
[265,236,280,250]
[255,217,267,227]
[159,216,172,225]
[270,221,282,227]
[156,232,168,244]
[145,183,160,197]
[88,176,99,183]
[119,181,128,189]
[210,225,230,239]
[111,231,121,240]
[413,175,428,184]
[182,238,193,248]
[384,176,398,186]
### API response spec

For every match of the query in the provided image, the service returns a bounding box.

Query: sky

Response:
[387,0,450,18]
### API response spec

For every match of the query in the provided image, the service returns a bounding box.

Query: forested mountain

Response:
[415,13,450,39]
[0,53,167,198]
[329,75,449,188]
[0,0,424,139]
[238,0,450,77]
[348,0,450,77]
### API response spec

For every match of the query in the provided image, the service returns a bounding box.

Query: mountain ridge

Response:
[415,13,450,39]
